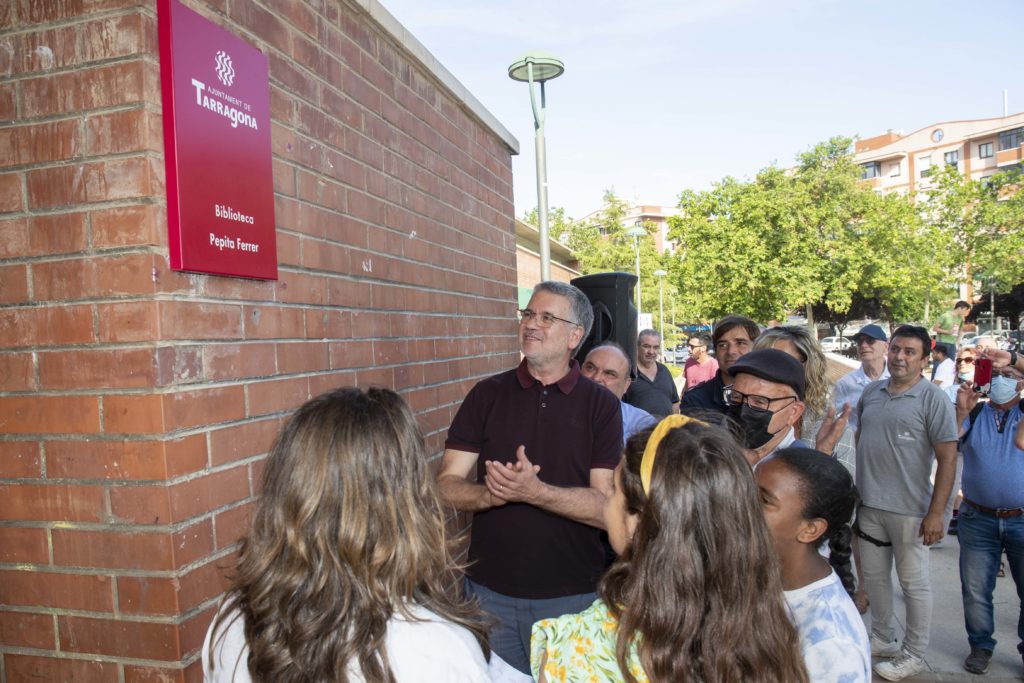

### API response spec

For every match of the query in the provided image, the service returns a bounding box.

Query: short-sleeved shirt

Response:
[680,371,728,415]
[932,357,955,389]
[960,402,1024,509]
[621,401,657,445]
[855,377,958,516]
[445,359,623,599]
[624,362,679,418]
[935,311,960,344]
[832,365,890,432]
[684,356,719,390]
[784,571,871,683]
[204,601,490,683]
[530,599,647,682]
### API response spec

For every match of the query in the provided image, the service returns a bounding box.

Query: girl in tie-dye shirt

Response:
[757,447,871,683]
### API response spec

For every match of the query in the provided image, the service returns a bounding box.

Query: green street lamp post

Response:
[508,52,564,281]
[626,221,646,312]
[654,269,668,351]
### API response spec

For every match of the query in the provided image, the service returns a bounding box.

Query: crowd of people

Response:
[201,281,1024,682]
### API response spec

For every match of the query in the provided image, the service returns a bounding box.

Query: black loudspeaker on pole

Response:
[571,272,639,371]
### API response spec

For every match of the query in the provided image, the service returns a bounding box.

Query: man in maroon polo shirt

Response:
[438,281,623,674]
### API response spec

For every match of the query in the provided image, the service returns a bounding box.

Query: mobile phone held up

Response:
[974,358,993,394]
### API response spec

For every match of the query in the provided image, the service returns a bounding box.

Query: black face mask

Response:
[726,402,781,449]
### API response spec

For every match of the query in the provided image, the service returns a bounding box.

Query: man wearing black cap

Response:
[725,348,809,466]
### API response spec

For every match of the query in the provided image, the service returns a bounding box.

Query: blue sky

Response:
[379,0,1024,220]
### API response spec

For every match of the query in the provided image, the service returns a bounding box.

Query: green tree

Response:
[667,136,940,326]
[925,164,1024,298]
[521,206,574,242]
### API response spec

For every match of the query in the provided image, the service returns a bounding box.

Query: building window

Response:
[979,142,993,158]
[944,150,959,166]
[919,155,932,178]
[889,160,902,177]
[860,162,881,179]
[999,127,1024,151]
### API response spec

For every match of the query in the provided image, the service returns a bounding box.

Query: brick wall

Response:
[0,0,518,680]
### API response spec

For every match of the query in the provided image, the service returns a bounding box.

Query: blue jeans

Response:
[465,579,596,675]
[957,501,1024,654]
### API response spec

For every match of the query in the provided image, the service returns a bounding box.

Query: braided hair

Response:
[773,447,859,596]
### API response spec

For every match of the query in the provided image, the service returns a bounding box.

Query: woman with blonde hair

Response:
[531,417,808,682]
[754,325,848,454]
[203,387,491,682]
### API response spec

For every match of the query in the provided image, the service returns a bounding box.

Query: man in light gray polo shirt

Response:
[856,325,958,681]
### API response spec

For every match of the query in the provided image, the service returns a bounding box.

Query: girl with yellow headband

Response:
[530,415,808,682]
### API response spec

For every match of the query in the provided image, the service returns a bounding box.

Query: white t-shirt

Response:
[203,601,491,682]
[784,570,871,683]
[933,357,956,390]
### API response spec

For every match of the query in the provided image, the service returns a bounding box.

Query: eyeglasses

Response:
[688,343,704,349]
[724,386,798,412]
[957,357,975,364]
[517,308,580,328]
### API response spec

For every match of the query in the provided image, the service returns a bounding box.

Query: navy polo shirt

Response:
[681,371,728,415]
[445,359,623,599]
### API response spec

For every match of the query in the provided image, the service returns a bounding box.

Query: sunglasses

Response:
[957,357,975,364]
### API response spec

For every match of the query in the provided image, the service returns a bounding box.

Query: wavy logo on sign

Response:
[215,50,235,87]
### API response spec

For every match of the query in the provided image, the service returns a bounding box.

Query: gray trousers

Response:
[859,505,932,657]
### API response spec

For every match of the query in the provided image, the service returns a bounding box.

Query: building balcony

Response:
[996,144,1023,166]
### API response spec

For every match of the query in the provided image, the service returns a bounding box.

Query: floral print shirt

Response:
[530,599,647,682]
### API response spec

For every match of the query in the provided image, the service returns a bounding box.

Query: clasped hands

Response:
[484,446,543,507]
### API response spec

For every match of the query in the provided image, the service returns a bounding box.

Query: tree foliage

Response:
[521,206,574,242]
[664,137,994,326]
[924,164,1024,294]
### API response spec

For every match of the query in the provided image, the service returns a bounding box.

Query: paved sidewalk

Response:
[867,537,1021,682]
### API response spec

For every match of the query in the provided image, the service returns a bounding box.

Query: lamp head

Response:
[508,52,565,83]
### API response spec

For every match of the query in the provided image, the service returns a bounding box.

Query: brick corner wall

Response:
[0,0,518,680]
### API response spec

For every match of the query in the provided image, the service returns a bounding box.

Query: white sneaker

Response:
[873,650,925,681]
[869,633,901,658]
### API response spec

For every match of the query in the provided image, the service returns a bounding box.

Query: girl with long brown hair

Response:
[203,387,491,682]
[530,416,809,682]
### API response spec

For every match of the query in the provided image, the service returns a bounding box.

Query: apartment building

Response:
[575,203,681,254]
[856,111,1024,196]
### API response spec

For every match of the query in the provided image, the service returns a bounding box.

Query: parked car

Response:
[674,345,690,364]
[820,336,854,353]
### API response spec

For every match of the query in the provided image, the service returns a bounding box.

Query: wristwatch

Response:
[1011,350,1019,369]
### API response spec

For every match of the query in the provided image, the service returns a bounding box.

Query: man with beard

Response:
[437,281,622,674]
[682,333,718,392]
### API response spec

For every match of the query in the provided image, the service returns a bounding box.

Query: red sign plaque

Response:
[158,0,277,279]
